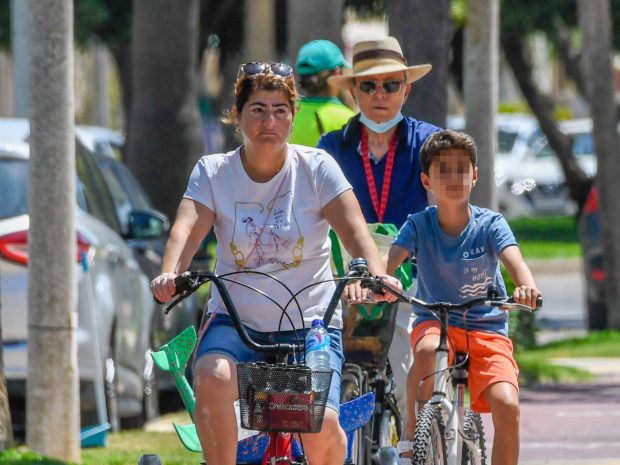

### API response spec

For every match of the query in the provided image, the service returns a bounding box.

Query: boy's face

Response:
[422,149,478,202]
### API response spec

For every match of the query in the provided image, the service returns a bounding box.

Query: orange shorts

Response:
[410,320,519,413]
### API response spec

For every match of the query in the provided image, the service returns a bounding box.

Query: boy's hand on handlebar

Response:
[511,285,542,310]
[150,272,178,303]
[371,275,402,302]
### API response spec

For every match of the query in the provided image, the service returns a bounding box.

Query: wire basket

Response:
[237,362,333,433]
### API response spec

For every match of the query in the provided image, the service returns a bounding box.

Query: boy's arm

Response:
[386,245,410,276]
[500,245,542,309]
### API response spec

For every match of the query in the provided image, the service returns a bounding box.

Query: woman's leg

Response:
[194,354,239,465]
[484,381,520,465]
[301,408,347,465]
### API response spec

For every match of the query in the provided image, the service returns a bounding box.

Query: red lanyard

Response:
[360,126,398,223]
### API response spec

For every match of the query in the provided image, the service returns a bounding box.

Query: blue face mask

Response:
[359,111,404,134]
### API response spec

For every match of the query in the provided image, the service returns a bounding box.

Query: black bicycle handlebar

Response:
[361,277,543,313]
[164,258,375,356]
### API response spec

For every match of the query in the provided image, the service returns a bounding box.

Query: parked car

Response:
[498,118,596,217]
[0,126,197,435]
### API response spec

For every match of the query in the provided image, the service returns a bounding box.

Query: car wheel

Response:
[122,348,160,429]
[105,348,121,432]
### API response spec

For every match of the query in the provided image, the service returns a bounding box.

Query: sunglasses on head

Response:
[237,62,293,80]
[357,79,405,96]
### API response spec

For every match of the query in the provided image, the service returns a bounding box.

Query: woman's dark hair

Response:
[419,129,477,174]
[221,73,299,125]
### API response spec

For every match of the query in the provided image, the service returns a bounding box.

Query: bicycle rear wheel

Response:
[412,404,447,465]
[461,409,487,465]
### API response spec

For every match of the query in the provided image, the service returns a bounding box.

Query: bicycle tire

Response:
[461,409,487,465]
[412,404,447,465]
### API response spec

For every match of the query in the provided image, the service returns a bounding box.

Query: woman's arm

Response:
[322,190,402,302]
[151,198,215,302]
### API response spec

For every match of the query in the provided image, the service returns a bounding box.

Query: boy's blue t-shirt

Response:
[393,205,518,335]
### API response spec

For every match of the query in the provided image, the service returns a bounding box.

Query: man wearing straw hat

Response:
[318,36,441,430]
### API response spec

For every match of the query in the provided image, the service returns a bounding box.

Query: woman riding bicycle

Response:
[150,62,401,465]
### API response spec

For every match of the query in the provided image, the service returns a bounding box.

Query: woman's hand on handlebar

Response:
[150,272,178,303]
[344,274,402,305]
[511,285,542,310]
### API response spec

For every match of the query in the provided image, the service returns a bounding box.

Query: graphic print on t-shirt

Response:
[229,190,304,271]
[459,253,492,299]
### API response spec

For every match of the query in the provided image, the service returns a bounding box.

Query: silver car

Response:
[0,138,168,435]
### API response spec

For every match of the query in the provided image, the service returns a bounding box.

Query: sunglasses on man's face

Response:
[237,62,293,80]
[357,79,405,96]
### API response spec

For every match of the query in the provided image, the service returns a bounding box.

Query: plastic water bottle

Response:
[305,319,331,372]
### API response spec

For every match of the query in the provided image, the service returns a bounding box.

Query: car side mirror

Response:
[126,210,169,240]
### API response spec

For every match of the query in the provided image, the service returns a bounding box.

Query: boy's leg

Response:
[484,382,520,465]
[399,321,441,461]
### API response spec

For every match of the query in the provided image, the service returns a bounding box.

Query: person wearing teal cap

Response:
[289,39,356,146]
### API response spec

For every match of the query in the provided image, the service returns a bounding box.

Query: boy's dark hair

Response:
[419,129,477,174]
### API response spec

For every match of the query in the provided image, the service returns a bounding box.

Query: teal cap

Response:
[296,40,350,76]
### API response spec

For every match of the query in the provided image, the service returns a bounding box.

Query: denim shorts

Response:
[195,313,344,413]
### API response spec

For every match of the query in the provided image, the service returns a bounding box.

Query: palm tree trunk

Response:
[577,0,620,330]
[388,0,451,128]
[126,0,204,221]
[463,0,499,210]
[27,0,80,460]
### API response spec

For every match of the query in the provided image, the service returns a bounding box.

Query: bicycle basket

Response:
[237,363,333,433]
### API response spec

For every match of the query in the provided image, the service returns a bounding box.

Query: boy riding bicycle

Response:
[385,129,542,465]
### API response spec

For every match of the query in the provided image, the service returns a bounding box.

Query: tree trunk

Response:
[27,0,80,460]
[464,0,499,210]
[126,0,204,221]
[387,0,451,128]
[287,0,344,63]
[578,0,620,330]
[110,43,132,160]
[501,28,592,210]
[0,318,12,450]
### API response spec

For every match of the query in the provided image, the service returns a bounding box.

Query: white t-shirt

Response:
[184,144,352,332]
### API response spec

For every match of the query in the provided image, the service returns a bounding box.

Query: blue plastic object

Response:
[80,422,111,448]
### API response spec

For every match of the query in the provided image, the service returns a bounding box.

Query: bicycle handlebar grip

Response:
[536,296,543,309]
[174,272,193,295]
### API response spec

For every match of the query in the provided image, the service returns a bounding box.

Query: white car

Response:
[497,118,596,217]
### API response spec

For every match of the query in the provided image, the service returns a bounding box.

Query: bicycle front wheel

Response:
[461,409,487,465]
[412,404,447,465]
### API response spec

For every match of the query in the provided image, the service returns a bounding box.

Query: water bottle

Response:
[305,319,331,372]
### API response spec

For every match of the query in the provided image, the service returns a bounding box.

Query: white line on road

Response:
[522,442,620,450]
[556,410,620,417]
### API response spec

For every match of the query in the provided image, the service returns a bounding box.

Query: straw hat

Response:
[328,36,432,90]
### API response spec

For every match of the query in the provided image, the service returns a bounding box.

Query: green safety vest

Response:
[290,96,356,147]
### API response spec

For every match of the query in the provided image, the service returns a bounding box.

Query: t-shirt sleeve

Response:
[393,214,418,258]
[314,150,352,209]
[184,157,215,211]
[489,213,517,257]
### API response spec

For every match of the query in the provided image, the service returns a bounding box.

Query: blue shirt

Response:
[318,115,441,229]
[394,205,518,335]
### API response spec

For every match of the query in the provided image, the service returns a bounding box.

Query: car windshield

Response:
[0,159,29,219]
[498,130,518,155]
[531,131,593,159]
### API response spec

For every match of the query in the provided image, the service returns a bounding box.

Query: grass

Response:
[515,330,620,386]
[0,412,197,465]
[508,215,582,259]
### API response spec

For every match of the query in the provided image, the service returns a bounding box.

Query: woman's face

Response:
[350,71,410,123]
[236,89,293,150]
